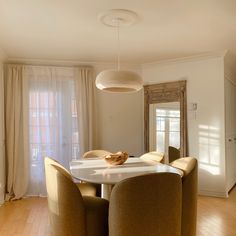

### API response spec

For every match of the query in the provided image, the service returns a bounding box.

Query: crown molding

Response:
[6,57,141,68]
[142,50,227,67]
[6,50,228,68]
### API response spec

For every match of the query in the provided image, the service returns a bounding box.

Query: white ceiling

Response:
[1,0,236,64]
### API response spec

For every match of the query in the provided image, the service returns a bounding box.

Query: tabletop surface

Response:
[70,157,183,185]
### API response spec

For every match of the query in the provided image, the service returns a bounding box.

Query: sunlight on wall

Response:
[198,125,221,175]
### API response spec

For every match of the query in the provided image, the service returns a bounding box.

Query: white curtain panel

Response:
[25,66,96,196]
[25,66,78,196]
[4,64,29,200]
[75,68,97,155]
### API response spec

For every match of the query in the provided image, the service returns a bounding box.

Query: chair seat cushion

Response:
[76,182,97,196]
[83,196,109,236]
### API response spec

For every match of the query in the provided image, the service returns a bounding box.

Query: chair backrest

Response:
[170,157,198,236]
[168,146,180,163]
[44,156,72,180]
[139,151,164,163]
[82,149,112,159]
[109,172,182,236]
[44,161,86,236]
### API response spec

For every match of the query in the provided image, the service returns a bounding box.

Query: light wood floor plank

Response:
[0,187,235,235]
[0,198,50,236]
[197,187,236,236]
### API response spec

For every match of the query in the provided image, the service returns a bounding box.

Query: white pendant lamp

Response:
[95,9,143,93]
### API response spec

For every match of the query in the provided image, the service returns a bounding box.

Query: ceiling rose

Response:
[98,9,138,27]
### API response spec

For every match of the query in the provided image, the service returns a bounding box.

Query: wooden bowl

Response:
[104,151,129,165]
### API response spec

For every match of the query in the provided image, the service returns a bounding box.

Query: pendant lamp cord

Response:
[116,19,120,71]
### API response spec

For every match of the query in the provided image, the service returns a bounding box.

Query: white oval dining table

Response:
[70,157,183,200]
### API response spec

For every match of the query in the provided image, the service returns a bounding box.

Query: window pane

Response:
[29,84,80,163]
[169,132,180,148]
[156,109,167,117]
[155,107,180,153]
[156,131,165,153]
[168,110,180,118]
[156,117,165,131]
[169,117,180,131]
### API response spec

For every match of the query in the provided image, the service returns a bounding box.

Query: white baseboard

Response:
[198,190,228,198]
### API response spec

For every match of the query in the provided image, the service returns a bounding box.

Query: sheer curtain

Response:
[75,68,97,154]
[26,66,81,196]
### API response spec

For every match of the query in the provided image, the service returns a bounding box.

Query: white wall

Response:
[94,64,144,156]
[142,56,227,197]
[0,48,6,204]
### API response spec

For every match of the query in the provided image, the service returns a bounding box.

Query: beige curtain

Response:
[0,62,5,204]
[75,68,97,155]
[4,64,29,200]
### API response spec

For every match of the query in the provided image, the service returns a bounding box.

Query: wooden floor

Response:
[197,187,236,236]
[0,187,236,236]
[0,197,50,236]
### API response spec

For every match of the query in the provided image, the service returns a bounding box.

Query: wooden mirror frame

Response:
[144,80,188,157]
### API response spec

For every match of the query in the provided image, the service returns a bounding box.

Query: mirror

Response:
[149,102,180,162]
[144,80,187,160]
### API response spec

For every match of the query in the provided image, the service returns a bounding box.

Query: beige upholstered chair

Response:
[82,149,112,159]
[170,157,198,236]
[45,162,109,236]
[109,172,182,236]
[168,146,180,163]
[139,151,164,163]
[82,150,112,196]
[44,157,96,196]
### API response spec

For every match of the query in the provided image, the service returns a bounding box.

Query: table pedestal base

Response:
[102,184,114,200]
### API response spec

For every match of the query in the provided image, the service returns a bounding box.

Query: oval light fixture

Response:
[95,9,143,93]
[96,70,143,92]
